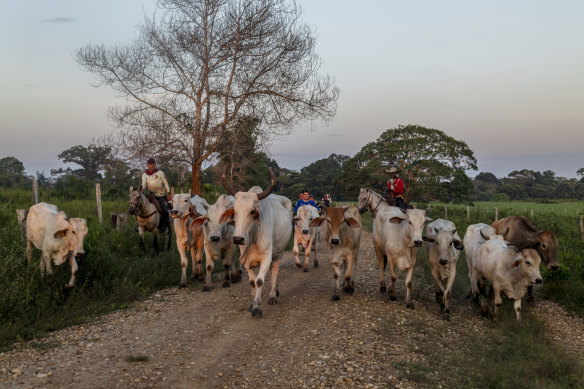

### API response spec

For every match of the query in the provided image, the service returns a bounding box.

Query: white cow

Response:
[25,202,88,289]
[373,207,431,308]
[170,194,209,288]
[463,223,497,298]
[16,208,28,237]
[472,235,542,321]
[220,169,292,317]
[292,205,320,272]
[422,219,464,320]
[310,205,361,301]
[190,194,241,291]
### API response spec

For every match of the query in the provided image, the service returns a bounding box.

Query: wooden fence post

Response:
[530,209,534,219]
[32,179,38,204]
[466,206,470,220]
[494,207,498,221]
[188,189,192,197]
[96,183,102,224]
[444,205,448,219]
[171,187,175,198]
[578,215,584,243]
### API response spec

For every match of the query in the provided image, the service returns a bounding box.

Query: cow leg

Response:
[526,285,535,307]
[374,246,386,293]
[405,265,415,309]
[331,259,343,301]
[344,253,357,294]
[492,286,503,320]
[225,245,241,283]
[293,235,302,269]
[41,251,53,275]
[313,235,319,268]
[513,299,522,322]
[442,266,457,321]
[65,256,78,289]
[194,235,205,280]
[430,266,445,304]
[388,261,397,301]
[250,254,271,317]
[303,236,314,272]
[26,239,33,264]
[268,257,281,305]
[178,246,189,288]
[202,246,214,292]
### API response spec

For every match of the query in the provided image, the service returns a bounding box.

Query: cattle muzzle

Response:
[534,277,543,284]
[358,207,365,214]
[548,263,559,271]
[439,258,448,266]
[414,240,423,247]
[233,236,245,245]
[330,238,340,245]
[210,236,220,242]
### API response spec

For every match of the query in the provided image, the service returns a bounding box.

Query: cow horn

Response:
[222,168,238,196]
[480,229,491,241]
[256,168,276,201]
[502,226,509,238]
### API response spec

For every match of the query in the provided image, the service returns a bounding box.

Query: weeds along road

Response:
[2,230,584,388]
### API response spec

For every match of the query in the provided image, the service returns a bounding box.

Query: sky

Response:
[1,0,583,179]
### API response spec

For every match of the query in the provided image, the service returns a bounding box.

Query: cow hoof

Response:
[268,297,277,305]
[406,302,415,310]
[442,313,451,321]
[303,268,309,273]
[314,262,319,268]
[251,308,262,317]
[380,286,387,293]
[248,304,253,312]
[295,262,302,269]
[222,281,231,288]
[332,294,340,301]
[178,282,187,289]
[389,295,397,302]
[344,286,354,294]
[201,285,211,292]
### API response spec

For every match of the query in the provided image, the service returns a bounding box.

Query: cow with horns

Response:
[219,168,292,317]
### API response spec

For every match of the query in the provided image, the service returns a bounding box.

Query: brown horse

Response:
[129,187,172,252]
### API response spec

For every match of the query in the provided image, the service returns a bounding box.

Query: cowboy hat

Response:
[384,167,399,174]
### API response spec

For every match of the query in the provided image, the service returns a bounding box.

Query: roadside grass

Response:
[386,248,584,388]
[125,354,150,362]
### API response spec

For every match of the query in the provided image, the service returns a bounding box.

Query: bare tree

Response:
[75,0,339,194]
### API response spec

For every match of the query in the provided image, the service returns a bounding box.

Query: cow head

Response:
[526,230,559,271]
[170,194,192,219]
[510,248,543,285]
[310,206,360,245]
[423,226,463,265]
[54,214,88,260]
[220,168,275,245]
[388,209,431,247]
[191,194,235,243]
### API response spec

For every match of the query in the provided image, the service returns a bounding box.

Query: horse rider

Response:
[141,158,172,232]
[384,166,406,210]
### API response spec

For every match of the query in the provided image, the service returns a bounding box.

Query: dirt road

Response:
[1,231,583,388]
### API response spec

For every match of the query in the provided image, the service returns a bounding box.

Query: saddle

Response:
[146,193,164,214]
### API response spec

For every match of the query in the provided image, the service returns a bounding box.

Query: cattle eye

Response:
[250,210,255,215]
[408,221,412,225]
[541,244,547,249]
[526,261,531,266]
[72,231,76,235]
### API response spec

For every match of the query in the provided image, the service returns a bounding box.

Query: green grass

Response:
[125,354,149,362]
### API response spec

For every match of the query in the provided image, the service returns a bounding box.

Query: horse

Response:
[357,188,395,218]
[129,187,172,252]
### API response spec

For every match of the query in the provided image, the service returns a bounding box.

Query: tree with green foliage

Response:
[75,0,338,195]
[51,144,113,181]
[0,156,29,188]
[334,124,477,201]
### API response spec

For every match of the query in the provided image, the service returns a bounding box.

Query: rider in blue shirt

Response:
[293,190,319,214]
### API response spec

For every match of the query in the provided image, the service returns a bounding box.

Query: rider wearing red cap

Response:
[141,158,171,232]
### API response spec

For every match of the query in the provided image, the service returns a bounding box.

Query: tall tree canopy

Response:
[75,0,339,195]
[51,144,113,181]
[333,124,477,201]
[0,156,29,188]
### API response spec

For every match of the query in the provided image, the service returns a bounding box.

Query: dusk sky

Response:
[1,0,583,179]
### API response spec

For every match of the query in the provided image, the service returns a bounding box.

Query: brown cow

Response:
[491,215,558,304]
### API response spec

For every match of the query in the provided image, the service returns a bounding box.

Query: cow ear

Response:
[344,217,361,228]
[389,217,404,224]
[190,216,206,231]
[423,236,435,243]
[54,229,68,238]
[292,217,300,223]
[453,240,464,250]
[219,207,234,224]
[309,217,326,227]
[425,216,433,222]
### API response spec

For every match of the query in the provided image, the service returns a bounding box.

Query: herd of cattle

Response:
[17,169,558,321]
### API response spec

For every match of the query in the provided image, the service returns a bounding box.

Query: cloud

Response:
[42,17,72,23]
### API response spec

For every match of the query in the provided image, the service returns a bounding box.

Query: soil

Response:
[1,230,583,388]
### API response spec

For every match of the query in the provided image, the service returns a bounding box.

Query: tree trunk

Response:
[191,163,202,195]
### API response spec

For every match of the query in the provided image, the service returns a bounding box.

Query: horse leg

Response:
[152,229,160,254]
